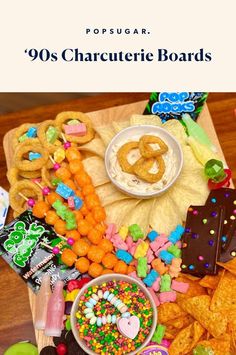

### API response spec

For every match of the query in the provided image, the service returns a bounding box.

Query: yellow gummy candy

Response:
[54,147,66,163]
[134,241,149,259]
[119,225,129,240]
[65,292,74,302]
[70,288,79,301]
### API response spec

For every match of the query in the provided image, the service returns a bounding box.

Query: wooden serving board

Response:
[3,101,230,351]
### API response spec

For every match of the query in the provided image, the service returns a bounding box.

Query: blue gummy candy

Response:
[74,196,83,210]
[159,250,175,264]
[116,250,133,264]
[29,152,42,161]
[56,183,75,199]
[147,230,159,242]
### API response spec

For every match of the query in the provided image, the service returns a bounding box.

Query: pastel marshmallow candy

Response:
[159,291,177,304]
[155,242,172,257]
[171,280,189,293]
[150,236,168,252]
[151,277,161,292]
[64,123,87,136]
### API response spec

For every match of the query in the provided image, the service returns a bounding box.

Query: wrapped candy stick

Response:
[34,274,52,330]
[45,280,65,337]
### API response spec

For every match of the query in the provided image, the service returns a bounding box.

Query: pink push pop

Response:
[34,274,52,330]
[45,280,65,337]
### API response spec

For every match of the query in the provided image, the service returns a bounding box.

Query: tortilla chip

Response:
[197,334,231,355]
[111,120,130,133]
[105,199,140,228]
[176,276,207,304]
[96,182,130,206]
[130,114,162,127]
[166,314,194,330]
[169,321,205,355]
[199,270,224,290]
[79,138,105,158]
[83,156,109,186]
[210,271,236,312]
[122,199,155,235]
[181,295,227,338]
[94,125,116,146]
[181,274,201,281]
[227,310,236,351]
[158,302,187,324]
[149,193,182,235]
[217,258,236,277]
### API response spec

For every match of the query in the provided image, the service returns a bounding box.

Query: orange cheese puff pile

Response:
[32,146,127,277]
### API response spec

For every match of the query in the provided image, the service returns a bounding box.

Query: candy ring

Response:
[14,144,49,171]
[117,142,139,173]
[38,120,62,153]
[133,156,166,183]
[9,180,43,214]
[208,168,232,190]
[12,124,38,150]
[139,135,168,158]
[83,288,131,327]
[55,111,95,144]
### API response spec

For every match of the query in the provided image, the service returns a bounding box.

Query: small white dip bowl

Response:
[71,274,158,355]
[105,125,183,199]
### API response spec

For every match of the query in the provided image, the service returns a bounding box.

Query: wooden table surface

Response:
[0,93,236,353]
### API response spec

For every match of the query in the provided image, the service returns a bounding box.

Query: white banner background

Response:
[0,0,235,91]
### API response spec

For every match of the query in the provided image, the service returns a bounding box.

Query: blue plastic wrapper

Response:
[144,92,208,122]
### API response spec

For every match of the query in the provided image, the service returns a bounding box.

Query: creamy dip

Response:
[109,132,177,193]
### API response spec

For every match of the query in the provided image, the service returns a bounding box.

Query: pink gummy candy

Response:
[148,288,160,306]
[150,236,168,252]
[152,277,161,292]
[159,291,177,304]
[146,248,155,263]
[64,123,87,136]
[171,280,189,294]
[111,234,128,250]
[105,223,117,239]
[126,236,134,250]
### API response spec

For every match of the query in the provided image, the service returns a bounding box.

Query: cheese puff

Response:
[32,201,50,219]
[63,179,77,191]
[85,213,97,226]
[85,194,100,210]
[54,219,67,235]
[88,262,103,278]
[127,265,136,274]
[113,260,128,274]
[77,219,92,236]
[75,172,91,187]
[102,253,118,269]
[87,246,105,263]
[69,159,84,174]
[87,229,103,245]
[102,269,114,275]
[75,257,90,273]
[98,239,113,253]
[55,167,71,181]
[82,184,95,196]
[65,147,82,161]
[45,210,59,225]
[92,206,106,223]
[72,239,90,256]
[66,230,80,241]
[61,249,77,267]
[46,192,63,205]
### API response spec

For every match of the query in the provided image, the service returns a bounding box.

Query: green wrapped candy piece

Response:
[52,200,68,220]
[46,125,58,143]
[167,244,182,258]
[151,324,166,344]
[128,224,143,241]
[51,177,62,187]
[18,133,28,142]
[160,274,171,292]
[67,119,80,125]
[193,345,214,355]
[4,342,38,355]
[65,318,72,331]
[204,159,226,182]
[137,257,148,278]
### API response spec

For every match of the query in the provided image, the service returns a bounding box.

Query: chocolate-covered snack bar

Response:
[206,188,236,250]
[181,205,225,276]
[219,228,236,262]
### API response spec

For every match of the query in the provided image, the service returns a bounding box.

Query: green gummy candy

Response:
[160,274,171,292]
[18,133,28,142]
[193,345,214,355]
[52,199,63,210]
[4,342,38,355]
[51,177,62,186]
[46,125,58,143]
[128,224,143,241]
[168,244,182,258]
[67,119,80,125]
[151,324,166,344]
[65,318,72,331]
[137,257,148,278]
